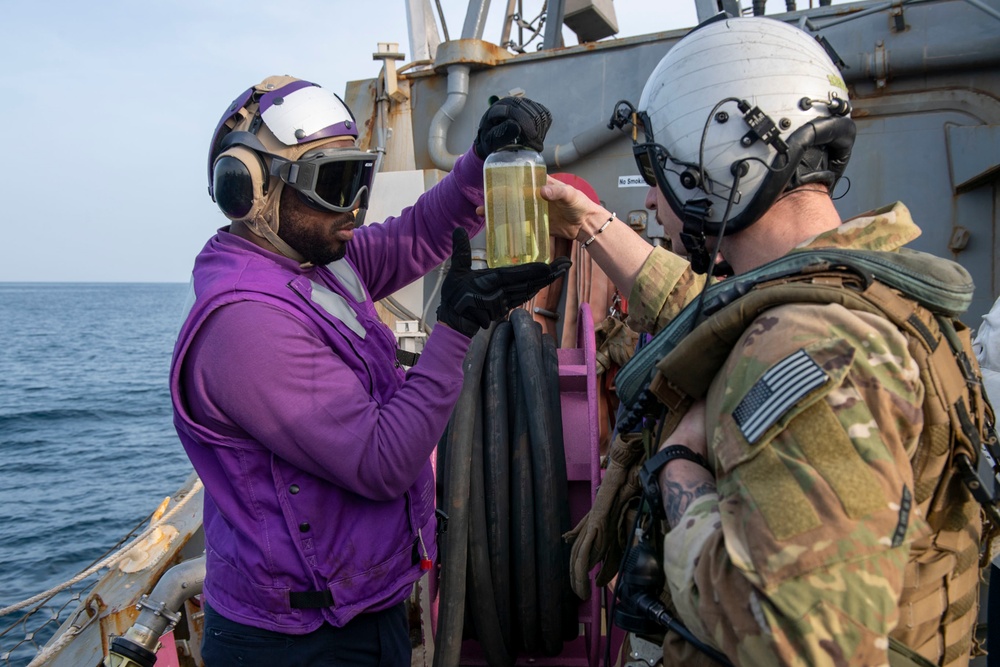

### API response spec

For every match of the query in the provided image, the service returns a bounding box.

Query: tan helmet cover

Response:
[213,75,358,263]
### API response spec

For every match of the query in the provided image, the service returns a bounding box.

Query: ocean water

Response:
[0,283,196,663]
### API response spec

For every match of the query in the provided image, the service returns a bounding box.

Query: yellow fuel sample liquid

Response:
[483,146,549,268]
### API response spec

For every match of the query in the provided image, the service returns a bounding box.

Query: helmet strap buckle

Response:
[247,113,264,135]
[680,199,715,275]
[680,231,712,276]
[681,198,713,222]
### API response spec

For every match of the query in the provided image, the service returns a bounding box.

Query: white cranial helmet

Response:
[637,16,855,244]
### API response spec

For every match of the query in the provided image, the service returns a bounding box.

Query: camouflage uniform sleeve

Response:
[660,302,929,666]
[627,246,706,334]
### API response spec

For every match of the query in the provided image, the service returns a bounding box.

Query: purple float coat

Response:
[171,148,485,633]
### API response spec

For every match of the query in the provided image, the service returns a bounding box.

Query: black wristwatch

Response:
[639,445,712,520]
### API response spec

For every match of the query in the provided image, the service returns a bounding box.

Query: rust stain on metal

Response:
[433,39,513,72]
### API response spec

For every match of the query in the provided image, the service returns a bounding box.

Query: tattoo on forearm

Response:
[661,478,716,528]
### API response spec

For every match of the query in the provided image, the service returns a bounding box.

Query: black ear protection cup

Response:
[213,155,254,219]
[212,146,269,221]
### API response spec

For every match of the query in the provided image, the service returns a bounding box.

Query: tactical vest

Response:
[616,247,997,666]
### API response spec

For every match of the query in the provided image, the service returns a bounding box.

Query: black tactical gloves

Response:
[473,96,553,159]
[437,228,571,338]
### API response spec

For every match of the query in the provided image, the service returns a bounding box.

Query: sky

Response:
[2,0,795,283]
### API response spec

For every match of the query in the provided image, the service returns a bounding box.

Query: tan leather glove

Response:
[596,478,642,588]
[564,431,646,599]
[594,317,639,377]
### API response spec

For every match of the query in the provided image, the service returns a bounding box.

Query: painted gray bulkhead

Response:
[348,0,1000,324]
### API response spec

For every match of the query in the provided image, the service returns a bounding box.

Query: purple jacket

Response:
[171,149,485,633]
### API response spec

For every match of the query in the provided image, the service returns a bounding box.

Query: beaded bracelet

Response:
[581,213,615,248]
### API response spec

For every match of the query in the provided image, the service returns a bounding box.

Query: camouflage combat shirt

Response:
[632,202,933,666]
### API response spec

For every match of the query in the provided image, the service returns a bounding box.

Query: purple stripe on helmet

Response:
[258,80,316,115]
[295,123,358,143]
[207,86,255,195]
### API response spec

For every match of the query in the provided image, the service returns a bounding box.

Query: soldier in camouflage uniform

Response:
[544,16,984,667]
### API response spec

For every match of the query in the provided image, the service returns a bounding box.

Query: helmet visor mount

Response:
[611,101,729,275]
[633,142,669,190]
[272,148,376,215]
[623,107,706,198]
[627,110,664,188]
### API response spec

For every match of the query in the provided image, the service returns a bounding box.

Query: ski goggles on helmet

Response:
[270,146,377,213]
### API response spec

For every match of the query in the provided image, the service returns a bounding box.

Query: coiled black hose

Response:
[434,325,494,667]
[510,309,565,657]
[483,322,514,652]
[468,385,513,666]
[438,310,577,663]
[508,335,540,653]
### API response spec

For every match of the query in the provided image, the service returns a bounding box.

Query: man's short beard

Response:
[304,238,347,265]
[279,221,346,265]
[277,187,350,266]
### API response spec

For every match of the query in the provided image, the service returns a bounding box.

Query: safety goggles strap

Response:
[269,158,313,189]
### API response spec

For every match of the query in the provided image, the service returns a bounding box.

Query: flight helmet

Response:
[618,17,856,272]
[207,75,376,262]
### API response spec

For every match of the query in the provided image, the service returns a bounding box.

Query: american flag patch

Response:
[733,350,828,443]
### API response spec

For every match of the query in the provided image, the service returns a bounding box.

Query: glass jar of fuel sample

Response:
[483,145,549,268]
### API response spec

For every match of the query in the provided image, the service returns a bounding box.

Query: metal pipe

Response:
[104,555,206,667]
[406,0,442,63]
[807,1,895,29]
[542,121,622,169]
[435,0,450,41]
[373,70,389,177]
[428,64,471,171]
[843,33,1000,83]
[542,0,566,50]
[805,0,997,32]
[962,0,1000,22]
[784,1,1000,83]
[500,0,518,46]
[462,0,492,39]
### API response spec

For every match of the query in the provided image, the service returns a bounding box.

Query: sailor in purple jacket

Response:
[170,75,567,666]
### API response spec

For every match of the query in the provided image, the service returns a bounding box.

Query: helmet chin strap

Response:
[245,183,311,266]
[678,161,745,276]
[678,198,715,275]
[680,230,711,275]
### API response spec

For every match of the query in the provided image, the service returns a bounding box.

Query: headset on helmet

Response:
[207,76,377,262]
[611,17,855,274]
